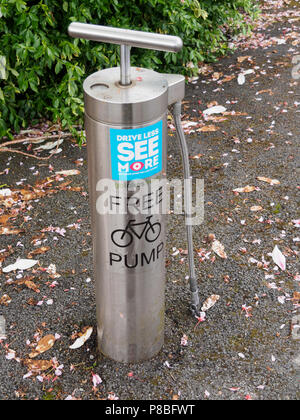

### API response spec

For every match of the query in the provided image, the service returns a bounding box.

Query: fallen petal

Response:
[272,246,286,271]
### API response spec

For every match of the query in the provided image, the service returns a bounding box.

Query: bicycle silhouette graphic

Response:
[111,216,161,248]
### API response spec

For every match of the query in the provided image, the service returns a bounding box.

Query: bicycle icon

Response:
[111,216,161,248]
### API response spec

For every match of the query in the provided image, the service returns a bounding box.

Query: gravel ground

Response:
[0,1,299,400]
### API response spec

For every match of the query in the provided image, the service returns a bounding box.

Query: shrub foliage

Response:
[0,0,259,138]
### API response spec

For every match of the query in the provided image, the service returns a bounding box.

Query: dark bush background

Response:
[0,0,259,139]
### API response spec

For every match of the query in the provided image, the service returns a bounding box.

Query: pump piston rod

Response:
[120,45,131,86]
[69,23,183,86]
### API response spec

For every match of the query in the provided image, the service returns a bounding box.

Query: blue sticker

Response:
[110,120,163,181]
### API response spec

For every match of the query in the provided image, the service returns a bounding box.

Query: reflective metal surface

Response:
[83,67,185,362]
[85,114,167,362]
[120,45,131,86]
[70,22,186,363]
[69,22,183,52]
[84,67,168,125]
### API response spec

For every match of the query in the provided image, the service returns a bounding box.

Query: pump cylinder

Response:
[84,67,169,362]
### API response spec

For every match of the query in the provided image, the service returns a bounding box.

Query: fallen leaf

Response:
[0,214,15,224]
[0,294,12,306]
[0,189,12,198]
[198,125,220,132]
[238,73,246,85]
[26,297,38,306]
[29,335,56,358]
[55,169,80,176]
[0,226,25,235]
[212,72,223,80]
[27,247,50,258]
[3,259,38,273]
[24,280,40,293]
[206,101,219,108]
[205,115,228,122]
[220,75,236,83]
[237,56,252,63]
[192,153,203,159]
[233,185,256,193]
[203,105,227,116]
[223,111,248,116]
[257,89,273,95]
[243,69,255,76]
[23,359,52,373]
[35,139,64,151]
[250,206,263,212]
[69,327,93,350]
[292,292,300,303]
[257,177,280,185]
[212,240,227,259]
[238,69,255,85]
[201,295,220,312]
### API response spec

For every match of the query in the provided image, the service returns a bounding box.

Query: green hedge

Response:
[0,0,259,139]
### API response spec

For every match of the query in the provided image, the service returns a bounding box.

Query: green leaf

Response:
[191,0,208,19]
[9,68,19,77]
[29,79,39,93]
[55,61,63,74]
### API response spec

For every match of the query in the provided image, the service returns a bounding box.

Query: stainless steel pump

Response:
[68,23,200,363]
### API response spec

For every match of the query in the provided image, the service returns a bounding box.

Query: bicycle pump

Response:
[68,23,200,362]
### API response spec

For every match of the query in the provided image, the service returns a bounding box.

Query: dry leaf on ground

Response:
[207,101,219,108]
[198,125,220,132]
[23,359,53,373]
[220,75,236,83]
[250,206,263,212]
[29,335,56,359]
[55,169,80,176]
[233,185,256,193]
[292,292,300,304]
[237,56,252,63]
[212,240,227,259]
[0,294,12,306]
[69,327,93,350]
[3,259,38,273]
[23,280,40,293]
[0,226,25,235]
[0,214,15,224]
[201,295,220,312]
[27,247,50,258]
[203,105,227,116]
[238,73,246,85]
[257,176,280,185]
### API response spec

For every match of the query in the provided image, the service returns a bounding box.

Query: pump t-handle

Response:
[68,22,183,86]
